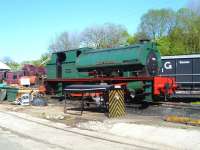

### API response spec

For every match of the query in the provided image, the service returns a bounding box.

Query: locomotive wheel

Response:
[126,90,146,104]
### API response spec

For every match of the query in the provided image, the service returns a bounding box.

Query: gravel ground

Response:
[0,128,63,150]
[0,111,150,150]
[1,98,200,129]
[77,120,200,149]
[1,98,200,149]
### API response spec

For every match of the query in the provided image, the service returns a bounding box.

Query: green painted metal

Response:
[123,71,132,77]
[46,42,160,80]
[57,82,63,96]
[46,53,57,79]
[46,64,57,79]
[47,53,57,65]
[6,87,19,102]
[45,42,160,102]
[127,81,144,91]
[46,48,92,80]
[76,42,161,71]
[62,64,89,78]
[144,81,153,102]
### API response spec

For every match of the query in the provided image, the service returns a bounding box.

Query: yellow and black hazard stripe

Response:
[109,90,126,118]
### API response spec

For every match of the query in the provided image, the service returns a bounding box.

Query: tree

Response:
[21,53,50,67]
[137,7,200,55]
[139,9,176,40]
[188,0,200,15]
[31,53,50,67]
[173,8,200,54]
[81,23,129,48]
[49,32,80,52]
[38,53,50,66]
[127,35,136,45]
[1,57,21,71]
[127,32,149,45]
[156,36,172,55]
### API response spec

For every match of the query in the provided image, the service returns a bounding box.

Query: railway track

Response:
[127,101,200,120]
[155,102,200,109]
[0,110,157,150]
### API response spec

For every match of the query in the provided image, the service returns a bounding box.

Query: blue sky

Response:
[0,0,188,62]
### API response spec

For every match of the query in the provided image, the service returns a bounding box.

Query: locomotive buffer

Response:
[64,84,126,118]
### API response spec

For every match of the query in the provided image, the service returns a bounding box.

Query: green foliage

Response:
[8,62,21,71]
[156,37,171,55]
[21,53,50,67]
[127,36,136,45]
[139,8,175,40]
[136,7,200,56]
[168,27,188,55]
[127,32,149,45]
[1,57,21,71]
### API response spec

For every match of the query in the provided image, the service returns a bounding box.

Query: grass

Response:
[191,101,200,105]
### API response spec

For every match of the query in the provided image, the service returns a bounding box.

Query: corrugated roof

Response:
[0,61,11,70]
